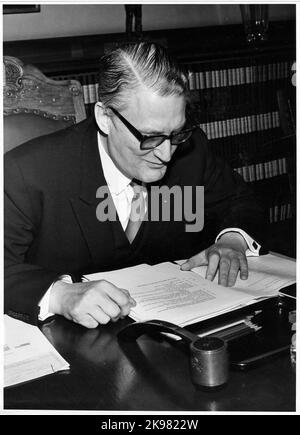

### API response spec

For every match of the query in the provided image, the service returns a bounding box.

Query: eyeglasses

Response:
[109,107,198,150]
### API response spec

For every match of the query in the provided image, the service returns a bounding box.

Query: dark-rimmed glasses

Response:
[109,107,198,150]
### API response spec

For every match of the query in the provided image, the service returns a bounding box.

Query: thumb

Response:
[180,250,208,271]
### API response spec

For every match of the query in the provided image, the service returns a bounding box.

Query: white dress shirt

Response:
[98,133,147,230]
[38,132,260,320]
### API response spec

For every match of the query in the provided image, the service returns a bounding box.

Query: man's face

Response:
[105,86,186,183]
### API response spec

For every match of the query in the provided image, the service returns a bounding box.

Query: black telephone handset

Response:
[118,320,229,388]
[118,319,197,345]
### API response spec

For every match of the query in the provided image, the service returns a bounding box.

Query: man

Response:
[4,42,266,328]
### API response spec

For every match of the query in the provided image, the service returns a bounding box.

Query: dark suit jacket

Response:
[4,117,267,324]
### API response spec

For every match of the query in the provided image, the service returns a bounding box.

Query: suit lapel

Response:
[69,120,117,269]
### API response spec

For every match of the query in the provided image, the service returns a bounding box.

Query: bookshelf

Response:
[4,21,296,256]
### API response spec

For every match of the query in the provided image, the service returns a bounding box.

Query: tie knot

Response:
[130,181,143,199]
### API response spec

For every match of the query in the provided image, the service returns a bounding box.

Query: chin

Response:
[140,167,167,183]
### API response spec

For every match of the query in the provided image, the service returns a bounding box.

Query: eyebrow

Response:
[141,128,165,135]
[141,121,186,136]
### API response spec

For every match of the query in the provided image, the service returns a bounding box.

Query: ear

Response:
[94,102,110,135]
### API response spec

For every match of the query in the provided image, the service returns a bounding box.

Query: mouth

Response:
[145,160,167,168]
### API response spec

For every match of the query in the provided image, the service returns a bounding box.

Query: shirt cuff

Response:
[216,228,261,257]
[38,274,73,321]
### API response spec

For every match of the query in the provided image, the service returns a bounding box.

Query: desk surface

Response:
[4,310,296,412]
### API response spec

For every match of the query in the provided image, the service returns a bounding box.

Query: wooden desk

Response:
[4,309,296,412]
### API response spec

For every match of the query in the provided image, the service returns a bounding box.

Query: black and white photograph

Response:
[2,1,297,417]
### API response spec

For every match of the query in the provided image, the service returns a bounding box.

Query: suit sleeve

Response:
[4,152,60,325]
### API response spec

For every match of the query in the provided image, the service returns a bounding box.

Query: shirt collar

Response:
[97,132,132,195]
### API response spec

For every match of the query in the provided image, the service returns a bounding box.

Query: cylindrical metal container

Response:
[190,336,229,390]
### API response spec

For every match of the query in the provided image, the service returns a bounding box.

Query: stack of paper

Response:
[85,254,296,327]
[4,315,70,388]
[175,253,296,297]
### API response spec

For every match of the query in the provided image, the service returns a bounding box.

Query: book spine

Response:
[188,70,195,90]
[195,71,200,90]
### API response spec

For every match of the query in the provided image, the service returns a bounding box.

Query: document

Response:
[4,315,70,388]
[175,253,296,298]
[84,254,296,327]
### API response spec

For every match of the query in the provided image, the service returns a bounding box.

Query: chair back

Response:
[3,56,86,153]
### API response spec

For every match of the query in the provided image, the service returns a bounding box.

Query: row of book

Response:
[234,157,287,183]
[187,61,293,90]
[269,203,293,224]
[192,79,288,122]
[199,111,279,140]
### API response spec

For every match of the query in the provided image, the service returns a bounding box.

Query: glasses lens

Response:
[140,127,196,150]
[171,129,193,145]
[141,136,166,150]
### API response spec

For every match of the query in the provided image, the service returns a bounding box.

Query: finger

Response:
[205,251,220,281]
[113,301,132,318]
[102,292,133,318]
[120,288,130,297]
[218,257,231,286]
[89,305,112,325]
[239,255,249,280]
[73,313,100,329]
[111,309,130,322]
[227,258,240,287]
[101,282,136,307]
[181,250,208,271]
[97,296,121,319]
[119,288,136,307]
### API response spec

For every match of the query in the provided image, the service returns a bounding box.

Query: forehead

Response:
[123,86,186,133]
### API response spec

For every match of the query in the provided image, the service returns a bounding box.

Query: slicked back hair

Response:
[97,41,189,110]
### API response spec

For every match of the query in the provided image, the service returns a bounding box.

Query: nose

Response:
[153,139,173,163]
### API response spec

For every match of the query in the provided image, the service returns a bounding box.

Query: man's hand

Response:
[181,232,248,287]
[49,280,136,329]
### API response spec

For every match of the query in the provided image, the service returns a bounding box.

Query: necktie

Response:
[125,181,146,243]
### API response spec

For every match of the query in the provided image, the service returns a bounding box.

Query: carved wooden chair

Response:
[3,56,87,153]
